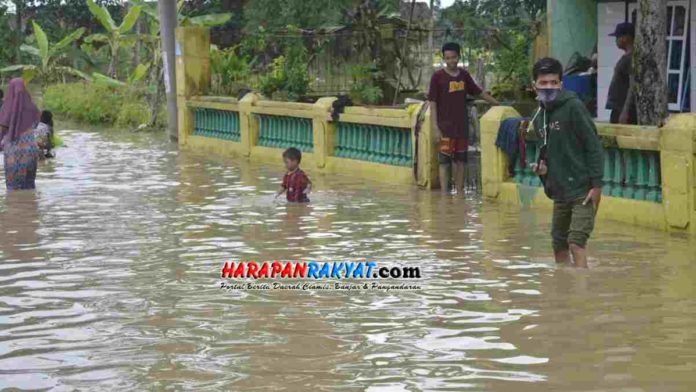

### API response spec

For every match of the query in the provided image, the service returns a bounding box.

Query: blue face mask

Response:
[537,88,561,104]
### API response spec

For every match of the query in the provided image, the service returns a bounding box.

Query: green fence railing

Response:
[513,142,662,203]
[193,108,241,141]
[334,123,413,167]
[257,114,314,152]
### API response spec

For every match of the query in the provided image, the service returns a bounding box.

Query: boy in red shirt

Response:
[275,147,312,203]
[428,42,499,194]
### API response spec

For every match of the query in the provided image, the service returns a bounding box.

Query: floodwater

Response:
[1,126,695,392]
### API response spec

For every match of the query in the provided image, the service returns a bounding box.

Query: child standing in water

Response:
[34,110,54,159]
[275,147,311,203]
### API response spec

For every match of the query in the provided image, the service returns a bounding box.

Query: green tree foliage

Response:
[0,5,15,68]
[210,45,254,96]
[259,27,310,101]
[85,0,141,78]
[349,62,384,105]
[439,0,546,93]
[0,21,89,88]
[243,0,344,32]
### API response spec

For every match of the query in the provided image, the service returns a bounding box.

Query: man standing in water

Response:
[428,42,499,194]
[607,22,637,124]
[531,58,604,268]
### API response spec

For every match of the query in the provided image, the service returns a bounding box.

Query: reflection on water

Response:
[0,127,695,391]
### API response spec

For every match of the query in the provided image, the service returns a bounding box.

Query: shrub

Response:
[258,28,310,101]
[44,82,157,128]
[210,45,254,97]
[116,102,151,128]
[349,62,384,105]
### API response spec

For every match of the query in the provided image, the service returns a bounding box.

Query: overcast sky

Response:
[436,0,456,8]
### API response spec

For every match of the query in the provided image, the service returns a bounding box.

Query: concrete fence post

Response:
[413,104,438,189]
[239,93,260,157]
[480,106,521,199]
[313,97,337,168]
[659,114,696,233]
[175,26,211,147]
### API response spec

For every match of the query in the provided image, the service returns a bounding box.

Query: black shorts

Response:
[438,151,468,164]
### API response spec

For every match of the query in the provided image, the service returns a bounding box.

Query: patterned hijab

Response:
[0,78,39,146]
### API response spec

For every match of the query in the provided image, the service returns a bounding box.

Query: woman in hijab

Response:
[0,78,40,190]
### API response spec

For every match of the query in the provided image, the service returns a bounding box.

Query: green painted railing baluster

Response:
[283,117,290,148]
[602,148,614,195]
[220,111,226,139]
[377,127,389,163]
[389,129,398,165]
[610,149,623,197]
[264,116,271,146]
[284,118,292,148]
[337,125,346,156]
[374,126,384,162]
[212,110,218,138]
[299,119,305,149]
[622,150,636,199]
[364,126,372,161]
[274,117,282,148]
[364,125,373,160]
[647,153,660,202]
[204,109,210,136]
[284,117,291,148]
[269,116,277,147]
[216,110,221,137]
[405,131,413,166]
[354,125,362,160]
[634,151,648,200]
[388,129,399,165]
[376,127,384,162]
[347,125,356,159]
[267,116,275,147]
[278,117,286,148]
[396,131,405,166]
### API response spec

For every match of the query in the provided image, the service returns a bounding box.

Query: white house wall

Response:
[597,2,627,121]
[597,0,695,120]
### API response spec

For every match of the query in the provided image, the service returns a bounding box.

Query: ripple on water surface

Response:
[0,128,695,391]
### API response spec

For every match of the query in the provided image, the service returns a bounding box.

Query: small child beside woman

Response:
[34,110,55,159]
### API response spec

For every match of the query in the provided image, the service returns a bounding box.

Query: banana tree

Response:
[177,1,233,27]
[86,0,142,79]
[92,62,151,87]
[0,21,89,89]
[129,0,231,125]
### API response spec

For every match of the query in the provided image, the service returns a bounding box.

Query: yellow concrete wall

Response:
[480,107,696,235]
[175,27,440,188]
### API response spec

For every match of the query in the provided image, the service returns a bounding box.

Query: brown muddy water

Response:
[0,127,695,391]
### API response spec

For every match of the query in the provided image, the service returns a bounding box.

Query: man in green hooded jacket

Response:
[530,57,604,268]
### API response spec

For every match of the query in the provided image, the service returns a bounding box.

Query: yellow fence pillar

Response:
[313,97,337,168]
[175,26,211,147]
[659,114,696,234]
[413,104,438,189]
[480,106,521,199]
[239,93,260,157]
